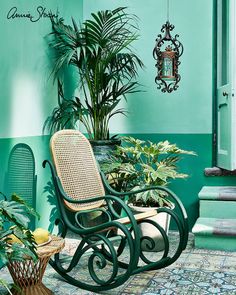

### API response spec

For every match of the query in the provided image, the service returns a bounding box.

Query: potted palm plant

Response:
[44,7,144,161]
[102,137,195,251]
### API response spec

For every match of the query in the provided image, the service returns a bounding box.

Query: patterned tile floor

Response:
[1,233,236,294]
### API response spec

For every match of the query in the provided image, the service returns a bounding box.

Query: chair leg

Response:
[49,225,139,292]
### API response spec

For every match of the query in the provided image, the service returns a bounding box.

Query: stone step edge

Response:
[192,217,236,237]
[198,186,236,201]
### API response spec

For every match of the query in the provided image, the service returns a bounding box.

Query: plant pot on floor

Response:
[129,204,172,252]
[89,139,121,164]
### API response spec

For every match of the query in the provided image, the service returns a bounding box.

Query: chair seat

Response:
[117,209,157,225]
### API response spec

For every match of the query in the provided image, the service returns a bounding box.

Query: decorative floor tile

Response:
[2,233,236,294]
[126,268,236,295]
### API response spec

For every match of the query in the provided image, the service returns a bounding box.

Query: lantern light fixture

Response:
[153,0,183,93]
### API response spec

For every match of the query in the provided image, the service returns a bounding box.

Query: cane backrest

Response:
[50,130,105,211]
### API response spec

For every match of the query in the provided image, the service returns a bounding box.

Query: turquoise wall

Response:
[1,0,235,231]
[82,0,217,229]
[0,0,83,138]
[82,0,236,228]
[83,0,213,134]
[0,0,83,229]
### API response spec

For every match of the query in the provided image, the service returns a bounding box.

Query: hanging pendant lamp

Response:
[153,0,183,93]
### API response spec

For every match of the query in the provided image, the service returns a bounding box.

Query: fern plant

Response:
[102,137,196,207]
[45,7,144,140]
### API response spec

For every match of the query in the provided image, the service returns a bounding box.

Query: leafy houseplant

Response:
[102,137,195,252]
[102,137,196,208]
[44,7,144,141]
[0,193,39,293]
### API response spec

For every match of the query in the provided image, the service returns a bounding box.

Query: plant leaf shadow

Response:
[43,179,59,233]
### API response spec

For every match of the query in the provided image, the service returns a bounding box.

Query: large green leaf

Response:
[0,200,30,228]
[101,136,195,206]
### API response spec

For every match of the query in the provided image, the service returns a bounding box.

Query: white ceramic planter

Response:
[129,204,172,252]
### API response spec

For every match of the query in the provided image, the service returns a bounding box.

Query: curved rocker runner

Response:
[43,130,188,292]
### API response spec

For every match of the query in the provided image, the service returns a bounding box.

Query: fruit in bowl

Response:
[33,228,50,245]
[7,227,29,244]
[8,228,50,246]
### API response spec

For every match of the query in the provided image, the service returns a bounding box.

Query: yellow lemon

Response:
[33,228,49,245]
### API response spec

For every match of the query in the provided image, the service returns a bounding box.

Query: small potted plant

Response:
[102,137,195,251]
[44,7,144,162]
[0,193,39,293]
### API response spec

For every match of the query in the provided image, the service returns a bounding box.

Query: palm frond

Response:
[46,7,144,139]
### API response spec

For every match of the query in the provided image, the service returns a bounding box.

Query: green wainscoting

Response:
[0,135,52,230]
[1,133,236,231]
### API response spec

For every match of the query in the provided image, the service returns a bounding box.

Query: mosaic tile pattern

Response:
[122,268,236,294]
[1,233,236,294]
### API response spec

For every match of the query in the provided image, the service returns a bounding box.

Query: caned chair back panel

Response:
[50,130,105,211]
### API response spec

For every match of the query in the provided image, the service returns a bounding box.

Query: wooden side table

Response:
[7,235,64,295]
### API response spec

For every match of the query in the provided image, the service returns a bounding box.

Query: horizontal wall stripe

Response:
[1,133,236,230]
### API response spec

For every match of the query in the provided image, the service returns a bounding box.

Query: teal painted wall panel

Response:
[0,0,83,230]
[83,0,213,134]
[0,0,83,138]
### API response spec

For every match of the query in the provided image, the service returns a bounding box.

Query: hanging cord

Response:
[167,0,170,22]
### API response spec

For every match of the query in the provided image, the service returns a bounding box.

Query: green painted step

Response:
[200,200,236,218]
[199,186,236,201]
[192,217,236,251]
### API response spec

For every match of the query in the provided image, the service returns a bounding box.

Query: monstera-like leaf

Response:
[0,193,39,292]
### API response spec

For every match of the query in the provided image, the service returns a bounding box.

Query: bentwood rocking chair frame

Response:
[43,130,188,292]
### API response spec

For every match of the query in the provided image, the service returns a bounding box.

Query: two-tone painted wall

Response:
[1,0,235,230]
[83,0,236,227]
[0,0,83,228]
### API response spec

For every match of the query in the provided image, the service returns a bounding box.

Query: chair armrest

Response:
[101,171,187,219]
[100,172,127,198]
[43,160,141,236]
[43,160,128,219]
[73,194,140,236]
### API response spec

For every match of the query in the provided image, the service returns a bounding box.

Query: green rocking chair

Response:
[43,130,188,292]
